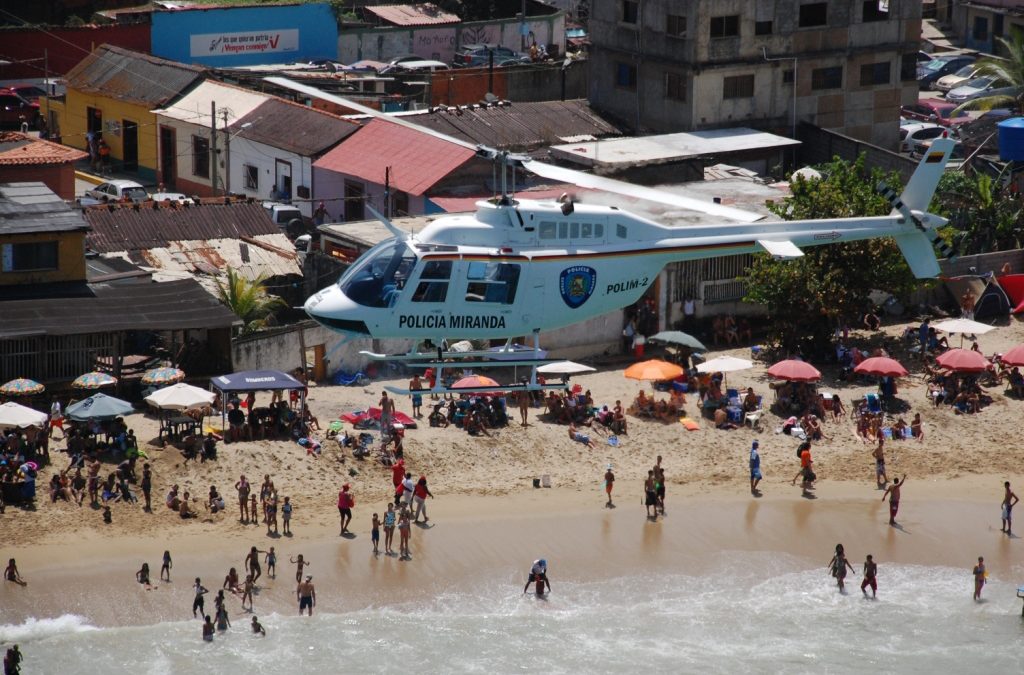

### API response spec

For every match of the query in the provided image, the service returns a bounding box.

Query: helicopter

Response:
[268,77,954,388]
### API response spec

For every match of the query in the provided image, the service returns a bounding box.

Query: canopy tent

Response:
[66,393,134,421]
[144,382,216,411]
[943,274,1010,320]
[211,369,307,433]
[0,401,47,429]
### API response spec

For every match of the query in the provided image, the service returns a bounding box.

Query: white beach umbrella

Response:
[144,382,216,410]
[0,401,48,429]
[537,360,597,375]
[697,356,754,373]
[931,318,995,347]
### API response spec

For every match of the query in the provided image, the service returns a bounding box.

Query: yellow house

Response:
[53,45,205,184]
[0,182,89,287]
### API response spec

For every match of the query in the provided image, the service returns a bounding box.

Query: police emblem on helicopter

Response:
[559,266,597,308]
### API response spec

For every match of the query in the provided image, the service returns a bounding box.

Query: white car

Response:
[151,192,195,204]
[899,123,945,154]
[84,179,148,203]
[911,138,967,170]
[933,64,980,93]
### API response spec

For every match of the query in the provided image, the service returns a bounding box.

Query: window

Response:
[723,74,755,99]
[799,3,828,27]
[783,69,795,84]
[755,20,773,36]
[862,1,889,22]
[243,164,258,191]
[665,71,686,101]
[558,222,568,238]
[581,223,593,238]
[710,15,740,38]
[595,223,604,238]
[973,16,988,41]
[412,260,452,303]
[191,135,209,179]
[616,224,628,239]
[1,242,58,272]
[859,61,890,86]
[465,262,520,304]
[811,66,843,90]
[666,14,687,37]
[900,53,917,81]
[616,62,637,90]
[393,191,409,216]
[540,221,556,239]
[621,0,638,24]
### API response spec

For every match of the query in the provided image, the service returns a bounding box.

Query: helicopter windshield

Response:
[338,240,417,308]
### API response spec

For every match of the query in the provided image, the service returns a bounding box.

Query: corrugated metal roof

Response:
[313,118,475,196]
[83,200,279,253]
[0,132,89,166]
[64,44,205,107]
[0,182,91,235]
[230,98,360,157]
[153,80,269,125]
[397,100,620,152]
[365,3,460,26]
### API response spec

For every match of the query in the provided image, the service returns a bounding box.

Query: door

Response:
[345,180,365,221]
[159,126,176,187]
[122,119,138,172]
[274,159,292,199]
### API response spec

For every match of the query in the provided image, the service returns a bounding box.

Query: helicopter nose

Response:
[304,286,370,335]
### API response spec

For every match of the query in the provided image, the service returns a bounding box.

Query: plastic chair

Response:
[865,393,882,415]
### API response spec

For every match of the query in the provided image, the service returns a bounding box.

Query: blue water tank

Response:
[997,117,1024,161]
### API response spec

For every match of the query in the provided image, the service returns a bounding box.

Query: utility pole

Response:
[384,166,391,218]
[222,108,231,195]
[210,101,219,196]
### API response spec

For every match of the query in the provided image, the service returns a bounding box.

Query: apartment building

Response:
[950,1,1024,55]
[588,0,922,149]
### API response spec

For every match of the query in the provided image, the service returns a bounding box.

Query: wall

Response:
[796,123,917,182]
[0,24,150,79]
[0,231,86,286]
[339,14,565,63]
[312,164,429,221]
[151,3,338,68]
[58,92,158,183]
[0,163,75,201]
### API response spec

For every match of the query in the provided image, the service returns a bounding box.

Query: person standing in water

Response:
[861,555,878,599]
[160,550,172,582]
[653,456,667,515]
[1001,481,1019,535]
[881,475,907,526]
[973,557,986,601]
[604,464,615,507]
[644,471,658,520]
[251,616,266,636]
[202,615,215,642]
[192,578,208,618]
[244,546,265,584]
[749,441,763,494]
[290,554,310,583]
[297,576,316,616]
[523,559,550,595]
[827,544,856,592]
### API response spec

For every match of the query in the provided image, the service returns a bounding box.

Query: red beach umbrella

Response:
[1000,344,1024,367]
[935,348,991,373]
[766,359,822,382]
[853,356,909,378]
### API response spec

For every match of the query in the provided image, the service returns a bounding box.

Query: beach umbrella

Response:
[72,371,117,389]
[141,367,186,386]
[697,356,754,374]
[537,361,597,375]
[854,356,909,378]
[452,375,499,390]
[647,330,707,352]
[0,378,44,396]
[932,318,995,347]
[66,392,133,421]
[0,401,47,429]
[935,348,990,373]
[144,382,216,410]
[624,359,684,382]
[767,359,821,382]
[1000,344,1024,367]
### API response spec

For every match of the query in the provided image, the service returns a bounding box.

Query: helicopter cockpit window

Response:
[338,240,416,308]
[570,222,580,238]
[595,223,604,238]
[412,260,452,303]
[558,222,568,238]
[465,261,520,304]
[581,223,592,238]
[539,221,556,239]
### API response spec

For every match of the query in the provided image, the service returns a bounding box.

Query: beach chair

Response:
[743,397,764,431]
[865,393,882,415]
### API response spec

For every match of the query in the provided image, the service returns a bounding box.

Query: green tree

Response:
[930,170,1024,254]
[955,31,1024,113]
[215,269,287,334]
[741,154,919,354]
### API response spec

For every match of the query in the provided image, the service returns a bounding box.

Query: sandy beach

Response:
[3,315,1024,630]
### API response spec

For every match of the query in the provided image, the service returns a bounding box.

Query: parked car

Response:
[263,201,304,236]
[151,192,195,204]
[910,138,968,169]
[917,54,975,88]
[383,60,451,75]
[933,64,981,93]
[900,98,969,127]
[84,180,149,203]
[900,123,946,153]
[945,76,1021,104]
[0,88,39,128]
[452,44,528,68]
[4,83,49,103]
[918,51,934,64]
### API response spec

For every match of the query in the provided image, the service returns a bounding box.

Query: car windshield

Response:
[953,65,975,77]
[923,58,951,72]
[123,187,148,201]
[965,76,994,89]
[338,240,417,308]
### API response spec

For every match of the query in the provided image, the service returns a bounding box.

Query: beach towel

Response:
[679,417,700,431]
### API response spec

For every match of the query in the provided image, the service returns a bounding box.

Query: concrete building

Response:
[0,133,88,200]
[588,0,922,149]
[950,1,1024,55]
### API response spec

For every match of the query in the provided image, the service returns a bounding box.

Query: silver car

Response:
[84,179,149,203]
[946,76,1020,104]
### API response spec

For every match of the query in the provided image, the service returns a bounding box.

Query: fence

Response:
[797,123,917,182]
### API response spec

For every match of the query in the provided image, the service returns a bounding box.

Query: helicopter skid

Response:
[384,382,568,396]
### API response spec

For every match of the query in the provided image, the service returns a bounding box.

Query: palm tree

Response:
[215,269,287,334]
[955,31,1024,113]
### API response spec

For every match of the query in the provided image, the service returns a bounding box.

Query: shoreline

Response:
[3,482,1021,628]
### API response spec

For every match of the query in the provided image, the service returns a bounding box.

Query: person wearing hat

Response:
[749,441,763,494]
[604,464,615,507]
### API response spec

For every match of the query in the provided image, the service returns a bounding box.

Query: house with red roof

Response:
[0,132,88,200]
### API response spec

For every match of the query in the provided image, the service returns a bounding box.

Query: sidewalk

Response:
[73,158,155,188]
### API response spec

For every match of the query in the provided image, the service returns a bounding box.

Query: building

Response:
[0,182,89,287]
[588,0,922,149]
[152,80,360,215]
[50,45,205,183]
[951,1,1024,55]
[0,132,88,200]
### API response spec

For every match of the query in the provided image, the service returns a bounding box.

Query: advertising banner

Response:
[190,29,299,57]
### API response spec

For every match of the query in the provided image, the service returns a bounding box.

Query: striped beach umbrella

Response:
[72,371,118,389]
[0,378,45,396]
[141,367,186,386]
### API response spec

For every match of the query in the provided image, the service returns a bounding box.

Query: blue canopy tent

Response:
[210,370,307,436]
[66,393,134,421]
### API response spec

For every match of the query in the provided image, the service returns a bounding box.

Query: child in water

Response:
[161,550,172,581]
[371,513,381,555]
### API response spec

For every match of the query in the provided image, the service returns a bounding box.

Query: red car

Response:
[901,98,969,127]
[0,88,40,129]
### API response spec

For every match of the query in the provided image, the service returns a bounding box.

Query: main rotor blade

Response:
[264,76,479,151]
[523,159,765,223]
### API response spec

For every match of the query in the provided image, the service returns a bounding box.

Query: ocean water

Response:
[3,552,1023,674]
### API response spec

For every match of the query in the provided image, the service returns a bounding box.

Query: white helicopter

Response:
[268,78,954,393]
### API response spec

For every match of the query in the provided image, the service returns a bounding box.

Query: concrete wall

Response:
[57,93,158,183]
[796,123,917,182]
[0,24,150,79]
[0,231,86,286]
[0,163,76,201]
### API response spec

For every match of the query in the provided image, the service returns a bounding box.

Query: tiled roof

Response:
[231,98,360,157]
[83,199,279,253]
[313,118,475,195]
[365,3,460,26]
[0,182,91,235]
[0,133,89,166]
[64,44,205,107]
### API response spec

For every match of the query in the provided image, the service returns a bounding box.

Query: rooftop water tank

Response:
[997,117,1024,162]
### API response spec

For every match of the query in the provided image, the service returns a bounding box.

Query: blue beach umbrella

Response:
[0,378,45,396]
[67,393,134,421]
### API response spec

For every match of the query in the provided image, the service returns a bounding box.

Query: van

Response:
[263,201,304,236]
